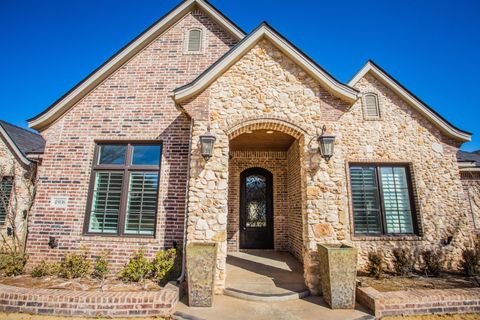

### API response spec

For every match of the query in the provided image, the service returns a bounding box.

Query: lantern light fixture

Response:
[318,125,336,161]
[199,130,216,161]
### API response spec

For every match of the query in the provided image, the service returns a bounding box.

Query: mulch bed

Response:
[358,272,480,292]
[0,275,162,292]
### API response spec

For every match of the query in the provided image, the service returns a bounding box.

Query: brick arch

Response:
[226,117,307,140]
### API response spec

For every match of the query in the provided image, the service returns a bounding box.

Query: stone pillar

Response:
[186,121,229,293]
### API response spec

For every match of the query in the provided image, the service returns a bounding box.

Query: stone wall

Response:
[184,38,471,294]
[0,137,34,253]
[26,8,237,270]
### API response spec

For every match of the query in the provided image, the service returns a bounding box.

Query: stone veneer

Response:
[0,137,34,252]
[184,38,473,294]
[26,8,238,270]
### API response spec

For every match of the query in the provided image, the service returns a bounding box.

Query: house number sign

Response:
[50,196,69,208]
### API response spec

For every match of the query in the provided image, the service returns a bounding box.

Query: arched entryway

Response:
[224,119,309,299]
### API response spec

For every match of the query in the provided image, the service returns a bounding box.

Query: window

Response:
[349,164,417,236]
[0,177,13,224]
[363,94,380,118]
[187,29,202,52]
[85,143,162,236]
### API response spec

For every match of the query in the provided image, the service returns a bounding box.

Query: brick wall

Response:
[461,171,480,232]
[27,8,237,270]
[356,286,480,318]
[0,283,179,318]
[287,140,303,261]
[227,151,289,252]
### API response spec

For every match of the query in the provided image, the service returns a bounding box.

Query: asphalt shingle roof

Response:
[457,150,480,167]
[0,120,45,156]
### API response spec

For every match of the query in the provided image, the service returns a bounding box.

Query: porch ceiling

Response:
[229,129,295,151]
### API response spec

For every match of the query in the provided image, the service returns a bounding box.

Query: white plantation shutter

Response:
[89,172,123,233]
[379,167,414,234]
[188,29,202,52]
[364,94,380,117]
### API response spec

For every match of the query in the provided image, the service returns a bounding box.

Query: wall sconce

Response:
[199,130,216,161]
[48,236,58,249]
[6,227,13,237]
[318,125,336,161]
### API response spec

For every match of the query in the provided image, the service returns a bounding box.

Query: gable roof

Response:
[348,60,471,142]
[0,120,45,165]
[28,0,245,131]
[173,22,359,104]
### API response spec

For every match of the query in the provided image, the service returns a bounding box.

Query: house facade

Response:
[20,0,478,295]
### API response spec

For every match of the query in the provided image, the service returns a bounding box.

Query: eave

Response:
[348,60,472,142]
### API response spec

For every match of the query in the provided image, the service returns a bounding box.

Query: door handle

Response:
[242,227,246,231]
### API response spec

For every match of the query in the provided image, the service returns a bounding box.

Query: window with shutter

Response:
[187,29,202,52]
[86,143,161,236]
[349,164,417,236]
[363,94,380,118]
[0,177,13,224]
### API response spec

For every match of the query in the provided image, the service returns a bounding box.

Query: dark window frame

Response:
[349,163,419,237]
[0,176,14,225]
[83,142,162,238]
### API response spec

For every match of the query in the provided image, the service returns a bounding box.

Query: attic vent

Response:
[188,29,202,52]
[363,93,380,118]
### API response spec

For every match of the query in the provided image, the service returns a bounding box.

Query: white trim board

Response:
[28,0,245,131]
[348,61,471,142]
[173,23,359,104]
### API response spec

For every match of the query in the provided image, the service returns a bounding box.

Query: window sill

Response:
[80,235,158,244]
[352,234,422,241]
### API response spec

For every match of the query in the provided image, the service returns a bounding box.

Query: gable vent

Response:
[188,29,202,52]
[364,94,380,118]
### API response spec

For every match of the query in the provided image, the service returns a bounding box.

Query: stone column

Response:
[186,121,229,293]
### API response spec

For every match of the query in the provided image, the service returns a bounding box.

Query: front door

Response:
[240,167,274,249]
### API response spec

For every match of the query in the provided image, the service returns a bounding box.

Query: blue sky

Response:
[1,0,479,151]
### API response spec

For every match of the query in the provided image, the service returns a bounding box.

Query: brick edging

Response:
[356,286,480,318]
[0,282,179,318]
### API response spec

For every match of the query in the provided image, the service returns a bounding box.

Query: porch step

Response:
[172,311,206,320]
[224,287,310,302]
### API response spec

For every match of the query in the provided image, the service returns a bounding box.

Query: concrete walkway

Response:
[173,294,373,320]
[225,250,309,299]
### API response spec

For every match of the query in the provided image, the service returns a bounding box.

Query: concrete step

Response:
[224,287,310,302]
[172,310,206,320]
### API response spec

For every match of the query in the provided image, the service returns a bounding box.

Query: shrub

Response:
[151,248,178,286]
[31,260,61,277]
[461,249,479,276]
[421,249,443,276]
[60,252,91,279]
[3,254,27,276]
[93,254,109,280]
[392,247,413,276]
[120,250,152,286]
[366,251,385,279]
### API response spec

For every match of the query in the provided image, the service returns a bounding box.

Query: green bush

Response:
[421,249,443,276]
[93,253,110,280]
[392,247,414,276]
[31,260,61,277]
[151,248,178,286]
[60,253,91,279]
[2,254,27,276]
[366,251,385,279]
[120,250,152,284]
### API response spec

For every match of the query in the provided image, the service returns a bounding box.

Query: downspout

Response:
[177,116,194,284]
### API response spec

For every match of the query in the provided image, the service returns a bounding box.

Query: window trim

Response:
[184,27,205,54]
[348,163,419,237]
[362,93,381,120]
[0,176,13,225]
[83,142,162,238]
